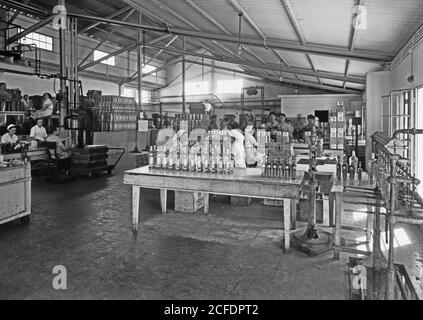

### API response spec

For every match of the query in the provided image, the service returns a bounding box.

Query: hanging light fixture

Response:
[237,11,243,56]
[279,59,283,82]
[407,49,414,83]
[202,58,204,81]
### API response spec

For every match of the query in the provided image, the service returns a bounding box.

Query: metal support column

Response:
[182,36,186,114]
[132,12,142,153]
[386,157,398,300]
[59,17,67,127]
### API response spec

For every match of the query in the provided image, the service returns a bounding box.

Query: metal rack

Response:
[370,129,423,299]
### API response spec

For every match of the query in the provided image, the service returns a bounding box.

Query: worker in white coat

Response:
[228,123,246,168]
[244,125,258,167]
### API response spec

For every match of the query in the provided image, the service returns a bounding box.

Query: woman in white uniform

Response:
[29,118,47,149]
[1,124,19,145]
[244,125,258,167]
[228,123,246,168]
[31,93,53,119]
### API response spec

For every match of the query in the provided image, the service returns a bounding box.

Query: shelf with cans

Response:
[0,83,23,112]
[148,130,235,174]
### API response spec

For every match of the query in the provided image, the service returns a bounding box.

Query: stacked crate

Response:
[5,89,21,111]
[329,105,345,150]
[94,96,138,132]
[72,145,109,168]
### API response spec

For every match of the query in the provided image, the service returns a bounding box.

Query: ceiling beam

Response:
[6,13,57,45]
[280,0,322,84]
[145,35,178,66]
[146,0,242,61]
[226,0,300,80]
[7,0,30,24]
[185,59,359,94]
[78,34,172,71]
[238,66,326,94]
[0,0,47,17]
[144,44,366,84]
[79,43,136,71]
[120,59,182,85]
[78,8,136,67]
[123,0,224,60]
[343,0,364,88]
[78,6,132,35]
[66,12,392,64]
[182,0,272,69]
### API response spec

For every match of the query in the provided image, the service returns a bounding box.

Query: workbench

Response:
[0,162,31,226]
[123,166,303,252]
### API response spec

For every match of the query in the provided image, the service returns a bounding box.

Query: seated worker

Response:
[45,126,73,175]
[1,124,21,153]
[278,113,294,141]
[31,92,54,120]
[265,112,280,141]
[21,94,33,111]
[301,114,325,141]
[29,118,47,149]
[265,112,280,132]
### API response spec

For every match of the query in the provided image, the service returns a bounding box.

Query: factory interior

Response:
[0,0,423,301]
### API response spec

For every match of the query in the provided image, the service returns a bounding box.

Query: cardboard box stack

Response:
[329,102,345,150]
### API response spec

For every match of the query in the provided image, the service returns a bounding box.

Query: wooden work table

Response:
[123,166,304,252]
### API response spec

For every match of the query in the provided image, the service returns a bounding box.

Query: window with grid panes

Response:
[19,31,53,51]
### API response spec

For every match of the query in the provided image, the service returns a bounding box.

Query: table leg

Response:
[333,191,343,260]
[290,198,297,230]
[329,192,334,227]
[160,189,167,214]
[204,193,210,215]
[132,186,141,232]
[366,203,373,251]
[283,198,291,253]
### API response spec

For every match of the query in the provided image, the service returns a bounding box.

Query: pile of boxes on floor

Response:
[89,90,138,132]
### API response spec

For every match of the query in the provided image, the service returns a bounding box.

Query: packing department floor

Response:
[0,154,421,300]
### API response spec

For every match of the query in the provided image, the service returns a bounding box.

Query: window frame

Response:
[93,50,116,67]
[19,30,53,52]
[216,79,243,94]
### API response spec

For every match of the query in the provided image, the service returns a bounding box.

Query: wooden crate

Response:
[175,191,204,213]
[0,163,31,225]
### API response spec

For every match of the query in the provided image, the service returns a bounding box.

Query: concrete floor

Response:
[0,153,421,300]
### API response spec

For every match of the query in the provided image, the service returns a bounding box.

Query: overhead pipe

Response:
[65,12,392,64]
[393,128,423,139]
[185,59,362,94]
[144,44,366,84]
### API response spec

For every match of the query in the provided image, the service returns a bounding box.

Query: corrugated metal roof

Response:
[353,0,423,54]
[235,0,300,41]
[288,0,355,47]
[11,0,423,93]
[311,55,349,74]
